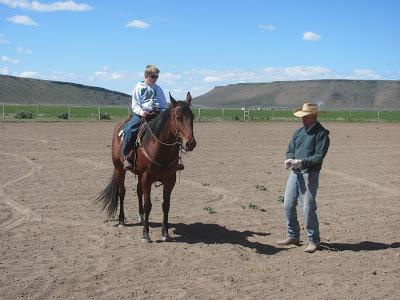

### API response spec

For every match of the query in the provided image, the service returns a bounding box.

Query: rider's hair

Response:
[144,65,160,77]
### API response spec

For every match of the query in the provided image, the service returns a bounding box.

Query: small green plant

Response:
[15,111,33,119]
[233,115,240,121]
[58,112,69,119]
[248,203,266,212]
[203,207,217,214]
[100,112,111,120]
[255,184,267,191]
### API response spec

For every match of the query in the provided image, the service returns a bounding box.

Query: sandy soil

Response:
[0,121,399,299]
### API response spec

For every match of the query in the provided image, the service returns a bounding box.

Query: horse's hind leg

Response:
[137,177,144,224]
[117,168,126,227]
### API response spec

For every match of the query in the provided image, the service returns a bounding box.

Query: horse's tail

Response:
[96,171,119,218]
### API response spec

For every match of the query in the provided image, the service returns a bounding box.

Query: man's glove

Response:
[284,159,293,170]
[291,159,303,169]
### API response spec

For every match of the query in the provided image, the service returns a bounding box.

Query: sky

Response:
[0,0,399,99]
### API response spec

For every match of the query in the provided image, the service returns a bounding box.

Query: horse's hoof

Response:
[141,238,151,243]
[118,223,124,228]
[162,235,171,242]
[138,214,144,224]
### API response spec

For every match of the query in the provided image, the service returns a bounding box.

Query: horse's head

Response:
[169,92,196,151]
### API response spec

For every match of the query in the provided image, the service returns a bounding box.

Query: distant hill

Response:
[193,80,400,109]
[0,75,131,105]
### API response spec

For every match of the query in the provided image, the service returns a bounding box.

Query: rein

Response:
[138,106,183,169]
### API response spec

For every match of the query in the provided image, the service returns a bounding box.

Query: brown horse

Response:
[97,92,196,242]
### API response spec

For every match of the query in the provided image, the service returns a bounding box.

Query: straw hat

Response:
[293,103,318,117]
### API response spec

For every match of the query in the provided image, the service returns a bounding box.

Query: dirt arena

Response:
[1,120,399,299]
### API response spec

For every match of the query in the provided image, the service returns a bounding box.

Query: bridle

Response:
[137,106,190,169]
[140,106,183,147]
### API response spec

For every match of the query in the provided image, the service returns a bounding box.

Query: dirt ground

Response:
[0,120,399,299]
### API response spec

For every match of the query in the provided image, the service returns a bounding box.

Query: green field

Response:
[1,104,400,122]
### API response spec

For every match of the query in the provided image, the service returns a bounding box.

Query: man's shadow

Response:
[319,241,400,252]
[168,222,288,255]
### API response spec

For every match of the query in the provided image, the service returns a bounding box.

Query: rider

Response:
[123,65,167,169]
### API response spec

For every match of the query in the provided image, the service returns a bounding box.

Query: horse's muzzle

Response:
[183,139,196,151]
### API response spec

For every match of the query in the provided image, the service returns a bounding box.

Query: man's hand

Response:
[291,159,302,169]
[284,159,293,170]
[143,111,158,120]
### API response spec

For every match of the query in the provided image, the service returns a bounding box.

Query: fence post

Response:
[349,111,352,119]
[377,109,380,121]
[2,105,4,120]
[272,109,275,120]
[98,106,101,120]
[36,104,39,118]
[222,108,224,121]
[68,107,71,120]
[198,108,201,122]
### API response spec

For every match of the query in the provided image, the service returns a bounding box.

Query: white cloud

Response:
[350,69,382,80]
[0,66,9,75]
[0,34,10,44]
[90,67,133,81]
[259,24,275,31]
[19,71,39,78]
[0,0,92,12]
[1,55,20,63]
[204,76,223,82]
[161,72,181,84]
[16,46,32,54]
[125,19,150,29]
[302,31,321,41]
[7,15,38,26]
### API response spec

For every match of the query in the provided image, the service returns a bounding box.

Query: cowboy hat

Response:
[293,103,318,117]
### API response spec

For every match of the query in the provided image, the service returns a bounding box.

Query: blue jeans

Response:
[284,170,320,244]
[122,114,142,157]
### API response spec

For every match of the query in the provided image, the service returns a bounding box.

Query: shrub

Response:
[15,111,33,119]
[58,112,69,119]
[233,115,240,121]
[100,112,111,120]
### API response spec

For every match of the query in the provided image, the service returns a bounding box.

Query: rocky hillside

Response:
[0,75,131,105]
[193,80,400,108]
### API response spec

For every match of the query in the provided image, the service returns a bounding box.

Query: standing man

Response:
[123,65,167,169]
[277,103,330,253]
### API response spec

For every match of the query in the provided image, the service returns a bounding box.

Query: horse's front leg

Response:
[162,174,176,241]
[137,177,144,224]
[141,175,152,242]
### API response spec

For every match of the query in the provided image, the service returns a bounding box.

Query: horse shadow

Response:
[319,241,400,252]
[166,222,287,256]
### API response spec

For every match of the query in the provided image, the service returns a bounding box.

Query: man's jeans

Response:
[122,114,142,157]
[284,170,320,244]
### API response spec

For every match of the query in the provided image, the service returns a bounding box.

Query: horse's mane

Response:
[141,101,192,145]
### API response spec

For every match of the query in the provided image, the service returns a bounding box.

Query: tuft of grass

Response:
[100,112,111,120]
[203,207,217,214]
[255,184,267,191]
[248,203,266,212]
[15,111,33,119]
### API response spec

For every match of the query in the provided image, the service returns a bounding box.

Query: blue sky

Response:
[0,0,399,98]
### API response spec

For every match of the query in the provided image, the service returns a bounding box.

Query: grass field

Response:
[1,104,400,122]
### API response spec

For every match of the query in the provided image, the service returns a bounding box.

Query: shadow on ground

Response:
[169,222,287,255]
[320,241,400,252]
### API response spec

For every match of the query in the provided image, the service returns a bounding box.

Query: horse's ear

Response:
[186,92,192,106]
[169,92,178,107]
